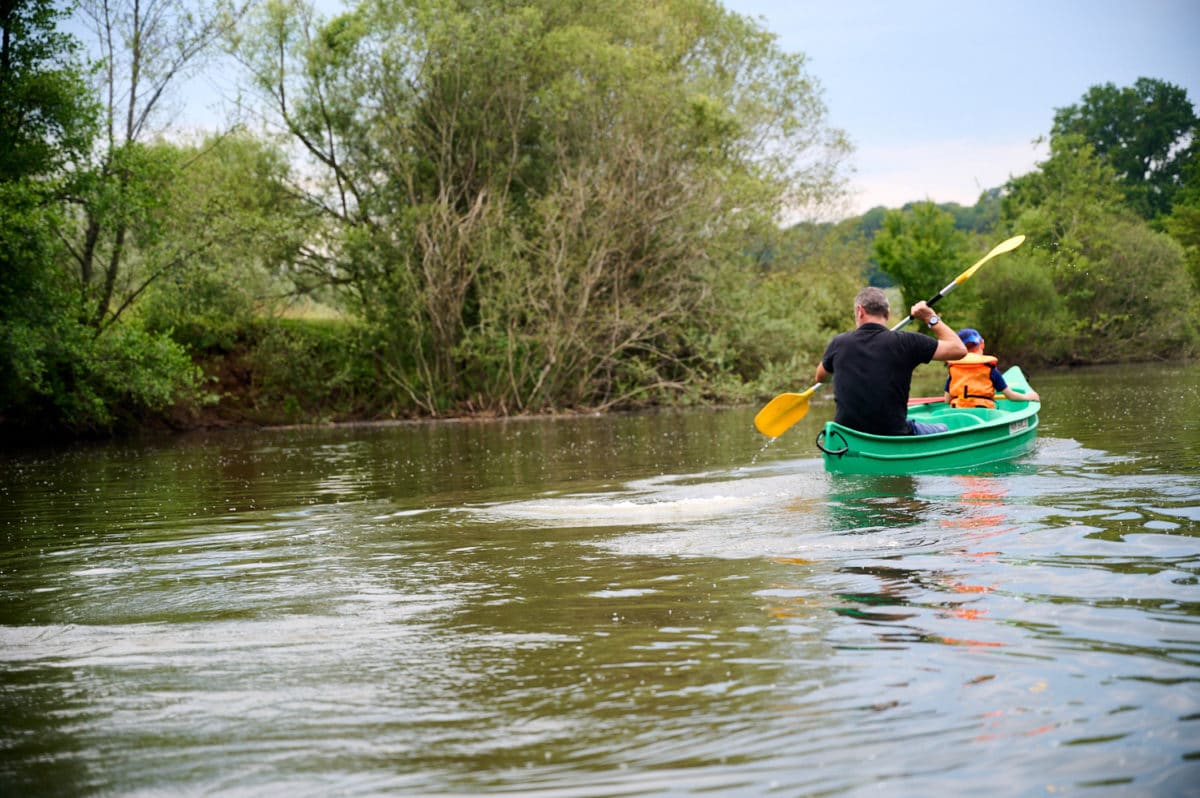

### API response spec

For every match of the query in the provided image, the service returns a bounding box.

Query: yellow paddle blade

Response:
[754,385,818,437]
[955,234,1025,285]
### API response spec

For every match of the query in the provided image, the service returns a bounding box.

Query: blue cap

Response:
[958,328,983,345]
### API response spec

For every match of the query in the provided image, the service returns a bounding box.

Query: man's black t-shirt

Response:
[820,323,938,435]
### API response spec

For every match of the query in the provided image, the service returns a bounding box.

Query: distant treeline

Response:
[2,0,1197,438]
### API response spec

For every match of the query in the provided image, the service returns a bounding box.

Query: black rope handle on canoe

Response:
[815,428,849,457]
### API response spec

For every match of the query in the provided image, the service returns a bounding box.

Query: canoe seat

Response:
[938,412,985,429]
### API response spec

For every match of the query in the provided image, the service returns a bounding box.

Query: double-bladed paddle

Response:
[752,234,1026,438]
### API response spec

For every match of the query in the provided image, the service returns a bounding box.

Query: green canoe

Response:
[816,366,1040,475]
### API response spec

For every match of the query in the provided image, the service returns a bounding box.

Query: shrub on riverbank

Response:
[180,318,378,428]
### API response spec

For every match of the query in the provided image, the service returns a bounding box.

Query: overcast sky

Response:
[723,0,1200,217]
[72,0,1199,221]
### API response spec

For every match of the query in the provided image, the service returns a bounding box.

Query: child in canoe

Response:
[943,328,1041,408]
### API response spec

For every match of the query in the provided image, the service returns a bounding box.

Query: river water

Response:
[1,362,1198,796]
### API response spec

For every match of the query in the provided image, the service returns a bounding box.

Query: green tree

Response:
[1165,201,1200,293]
[2,0,301,434]
[728,223,861,396]
[1164,153,1200,292]
[70,0,246,334]
[1052,77,1198,220]
[237,0,851,414]
[0,0,103,428]
[1001,132,1199,363]
[1074,217,1196,361]
[0,0,96,178]
[872,201,970,307]
[971,255,1068,364]
[1002,134,1126,255]
[136,132,318,349]
[944,188,1002,233]
[0,0,95,314]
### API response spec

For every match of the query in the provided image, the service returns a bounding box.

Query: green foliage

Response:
[0,0,285,436]
[720,229,860,397]
[940,188,1002,233]
[0,0,97,403]
[971,254,1068,364]
[237,0,851,414]
[73,325,207,429]
[1164,155,1200,292]
[1056,218,1198,362]
[137,133,316,349]
[0,0,97,180]
[64,0,244,337]
[1001,126,1200,364]
[849,194,1003,245]
[856,207,888,238]
[0,0,160,436]
[1052,77,1198,220]
[1164,200,1200,293]
[242,319,374,422]
[3,307,205,433]
[0,183,208,433]
[872,202,970,305]
[1003,134,1126,254]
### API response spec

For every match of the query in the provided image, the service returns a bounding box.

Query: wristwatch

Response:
[927,314,941,328]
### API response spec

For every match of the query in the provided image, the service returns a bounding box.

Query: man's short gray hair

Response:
[854,286,890,318]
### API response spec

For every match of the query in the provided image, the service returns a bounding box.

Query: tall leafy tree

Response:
[135,132,317,342]
[70,0,246,334]
[872,201,969,308]
[1002,134,1126,253]
[1,0,290,434]
[1001,133,1199,363]
[0,0,95,179]
[0,0,99,426]
[1165,165,1200,292]
[1052,77,1198,220]
[236,0,851,414]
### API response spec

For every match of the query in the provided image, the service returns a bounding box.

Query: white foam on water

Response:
[472,464,825,530]
[478,493,760,527]
[464,462,873,561]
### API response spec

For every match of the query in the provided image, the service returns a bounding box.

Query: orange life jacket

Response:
[947,353,999,408]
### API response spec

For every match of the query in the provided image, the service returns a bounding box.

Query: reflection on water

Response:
[1,363,1199,796]
[825,474,924,533]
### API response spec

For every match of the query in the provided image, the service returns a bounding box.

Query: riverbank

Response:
[5,348,1194,447]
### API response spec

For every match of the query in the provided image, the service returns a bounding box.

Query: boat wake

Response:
[462,459,906,559]
[470,459,827,529]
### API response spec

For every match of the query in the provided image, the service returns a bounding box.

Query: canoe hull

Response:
[818,367,1040,475]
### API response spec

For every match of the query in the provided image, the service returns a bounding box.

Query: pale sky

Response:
[75,0,1199,221]
[723,0,1200,217]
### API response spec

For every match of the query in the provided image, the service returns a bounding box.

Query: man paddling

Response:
[814,287,966,435]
